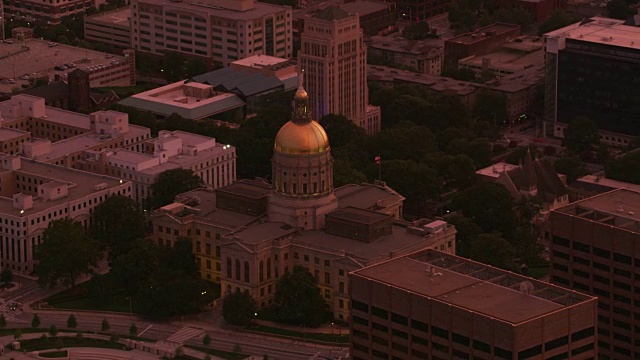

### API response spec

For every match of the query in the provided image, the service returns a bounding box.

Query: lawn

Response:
[245,324,349,344]
[184,345,247,360]
[45,282,140,314]
[18,336,130,352]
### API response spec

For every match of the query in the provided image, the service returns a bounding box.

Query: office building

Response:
[567,174,640,201]
[350,249,598,360]
[0,154,132,273]
[3,0,106,24]
[298,7,381,134]
[130,0,293,66]
[544,17,640,146]
[0,95,235,205]
[368,36,444,75]
[340,1,396,36]
[151,83,456,319]
[84,7,132,49]
[550,189,640,359]
[444,23,521,70]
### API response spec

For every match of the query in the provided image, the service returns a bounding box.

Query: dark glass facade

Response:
[556,39,640,136]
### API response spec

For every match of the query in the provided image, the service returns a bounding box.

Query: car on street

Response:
[48,42,58,47]
[19,75,30,80]
[54,65,67,71]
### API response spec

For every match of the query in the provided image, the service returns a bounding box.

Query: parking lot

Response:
[0,38,125,94]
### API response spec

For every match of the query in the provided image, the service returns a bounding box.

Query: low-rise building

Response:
[368,36,444,75]
[340,0,397,36]
[84,7,132,50]
[3,0,106,24]
[0,154,132,273]
[0,95,235,205]
[457,35,545,77]
[349,249,598,360]
[567,174,640,202]
[444,23,521,70]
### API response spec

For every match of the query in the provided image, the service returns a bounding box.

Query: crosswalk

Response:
[166,327,205,344]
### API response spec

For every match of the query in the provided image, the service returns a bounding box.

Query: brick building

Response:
[340,0,397,36]
[350,249,598,360]
[495,0,567,21]
[444,23,521,70]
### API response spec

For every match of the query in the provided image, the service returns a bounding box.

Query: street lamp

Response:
[126,297,132,315]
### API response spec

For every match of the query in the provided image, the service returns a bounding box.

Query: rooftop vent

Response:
[616,206,625,212]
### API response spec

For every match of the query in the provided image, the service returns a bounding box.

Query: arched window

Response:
[259,260,264,282]
[266,258,271,279]
[226,257,232,278]
[235,259,241,281]
[244,261,250,283]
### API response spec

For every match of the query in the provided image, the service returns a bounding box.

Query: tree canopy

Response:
[403,21,433,40]
[553,156,588,183]
[35,219,101,288]
[149,169,204,209]
[451,182,518,239]
[606,152,640,184]
[91,195,145,262]
[470,233,517,271]
[563,116,600,155]
[274,265,329,327]
[537,10,582,36]
[223,289,258,326]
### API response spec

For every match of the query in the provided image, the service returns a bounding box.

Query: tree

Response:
[320,114,366,148]
[403,21,431,39]
[606,152,640,184]
[163,237,197,276]
[49,324,59,337]
[222,289,257,326]
[607,0,633,19]
[35,219,101,288]
[553,156,588,184]
[110,239,161,296]
[445,214,482,258]
[149,169,204,209]
[32,313,41,328]
[275,265,328,327]
[129,323,138,336]
[333,158,368,187]
[110,333,120,342]
[75,332,84,343]
[470,233,517,271]
[203,333,212,345]
[91,195,145,262]
[185,58,208,78]
[163,51,187,82]
[1,268,13,285]
[538,10,581,35]
[0,315,6,328]
[14,329,22,339]
[452,182,518,240]
[473,90,509,127]
[67,314,77,328]
[563,116,600,154]
[101,318,110,331]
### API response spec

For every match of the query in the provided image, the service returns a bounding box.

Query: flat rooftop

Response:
[85,7,131,27]
[0,158,126,216]
[138,0,289,20]
[328,206,390,225]
[340,0,390,16]
[572,174,640,193]
[336,182,404,212]
[217,180,272,199]
[447,23,521,45]
[476,162,519,178]
[353,249,594,325]
[137,143,234,176]
[555,189,640,232]
[118,82,245,120]
[0,38,126,94]
[0,128,29,141]
[544,17,640,50]
[459,41,544,74]
[231,54,289,68]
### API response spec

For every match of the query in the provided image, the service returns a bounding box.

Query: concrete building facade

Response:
[550,189,640,359]
[84,7,132,49]
[350,249,598,360]
[130,0,293,66]
[3,0,106,24]
[150,83,456,320]
[298,7,381,134]
[368,36,444,75]
[0,154,132,273]
[444,23,521,70]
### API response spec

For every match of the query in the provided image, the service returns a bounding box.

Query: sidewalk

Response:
[253,319,349,335]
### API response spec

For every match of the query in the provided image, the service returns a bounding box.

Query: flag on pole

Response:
[375,155,381,164]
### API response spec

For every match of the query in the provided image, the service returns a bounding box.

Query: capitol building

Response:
[151,79,456,320]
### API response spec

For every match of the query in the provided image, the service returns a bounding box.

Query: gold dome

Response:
[274,120,330,154]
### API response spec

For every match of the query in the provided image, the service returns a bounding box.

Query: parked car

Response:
[19,75,30,80]
[4,39,14,44]
[54,65,67,71]
[65,63,76,68]
[48,42,58,47]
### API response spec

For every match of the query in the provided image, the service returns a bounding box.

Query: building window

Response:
[235,259,241,281]
[260,260,264,282]
[226,258,232,278]
[244,261,250,282]
[266,258,271,279]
